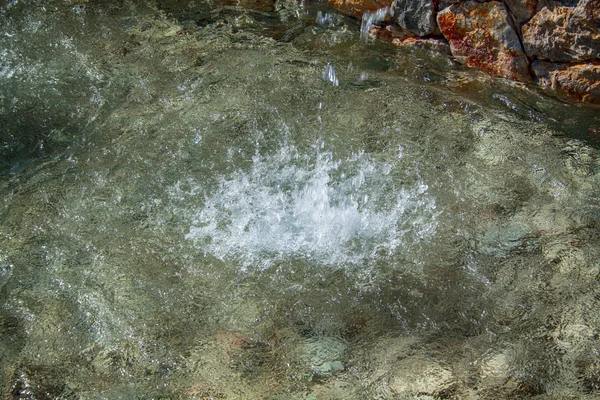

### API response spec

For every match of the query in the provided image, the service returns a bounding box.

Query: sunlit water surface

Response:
[1,1,600,398]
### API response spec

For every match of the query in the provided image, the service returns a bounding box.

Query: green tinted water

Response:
[1,1,600,398]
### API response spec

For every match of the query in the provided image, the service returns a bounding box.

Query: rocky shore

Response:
[330,0,600,105]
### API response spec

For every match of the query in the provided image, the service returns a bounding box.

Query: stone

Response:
[299,337,347,377]
[480,222,533,258]
[532,61,600,104]
[437,1,532,81]
[522,0,600,62]
[504,0,539,25]
[368,23,416,42]
[389,356,454,397]
[327,0,391,19]
[392,36,451,55]
[391,0,436,36]
[479,350,511,384]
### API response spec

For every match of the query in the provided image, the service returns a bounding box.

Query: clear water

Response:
[1,1,600,398]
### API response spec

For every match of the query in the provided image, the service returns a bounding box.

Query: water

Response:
[184,141,437,270]
[360,7,390,42]
[1,1,600,398]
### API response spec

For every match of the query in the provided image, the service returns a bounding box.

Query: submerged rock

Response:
[480,221,534,258]
[522,0,600,62]
[389,356,454,397]
[532,61,600,104]
[437,1,531,81]
[391,0,436,36]
[299,337,347,377]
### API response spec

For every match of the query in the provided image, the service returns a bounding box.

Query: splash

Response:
[184,141,438,270]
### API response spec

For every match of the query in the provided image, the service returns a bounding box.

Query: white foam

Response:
[184,141,438,270]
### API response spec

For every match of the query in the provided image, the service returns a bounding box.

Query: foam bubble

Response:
[184,141,438,269]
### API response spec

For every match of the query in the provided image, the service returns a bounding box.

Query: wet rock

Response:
[312,379,357,399]
[480,221,533,258]
[327,0,391,19]
[437,1,531,81]
[299,337,347,377]
[532,61,600,104]
[522,0,600,62]
[389,356,454,397]
[391,0,436,36]
[362,8,395,41]
[392,36,451,55]
[368,22,416,42]
[553,322,596,350]
[478,350,511,385]
[504,0,539,25]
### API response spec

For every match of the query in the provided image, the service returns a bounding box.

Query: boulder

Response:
[522,0,600,62]
[391,0,436,36]
[437,1,531,81]
[504,0,539,25]
[328,0,391,19]
[532,61,600,104]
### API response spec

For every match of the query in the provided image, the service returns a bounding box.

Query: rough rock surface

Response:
[393,36,451,55]
[437,1,531,81]
[369,23,416,42]
[326,0,598,103]
[328,0,391,19]
[532,61,600,104]
[522,0,600,62]
[392,0,436,36]
[504,0,539,25]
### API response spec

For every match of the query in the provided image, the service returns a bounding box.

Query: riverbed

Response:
[1,1,599,398]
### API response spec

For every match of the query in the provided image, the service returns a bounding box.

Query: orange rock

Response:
[328,0,391,19]
[532,61,600,105]
[369,23,415,41]
[522,0,600,62]
[392,36,451,55]
[437,1,531,81]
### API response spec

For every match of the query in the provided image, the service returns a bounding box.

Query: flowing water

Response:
[1,0,600,398]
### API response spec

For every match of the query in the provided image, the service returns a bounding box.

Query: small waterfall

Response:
[316,11,336,26]
[323,63,339,86]
[360,7,390,42]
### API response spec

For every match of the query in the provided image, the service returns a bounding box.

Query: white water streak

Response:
[360,7,389,42]
[184,141,438,270]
